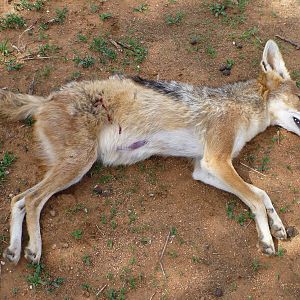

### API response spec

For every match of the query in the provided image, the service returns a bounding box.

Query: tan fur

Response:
[2,40,300,264]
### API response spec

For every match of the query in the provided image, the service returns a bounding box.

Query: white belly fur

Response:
[98,125,204,166]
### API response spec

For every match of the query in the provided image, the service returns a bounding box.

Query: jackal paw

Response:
[3,246,21,264]
[271,224,287,240]
[24,247,41,264]
[258,240,275,256]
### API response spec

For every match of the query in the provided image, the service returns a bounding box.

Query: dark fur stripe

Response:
[131,76,182,99]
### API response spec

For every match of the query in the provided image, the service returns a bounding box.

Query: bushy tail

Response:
[0,89,47,121]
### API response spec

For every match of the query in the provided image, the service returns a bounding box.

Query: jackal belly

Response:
[98,126,203,166]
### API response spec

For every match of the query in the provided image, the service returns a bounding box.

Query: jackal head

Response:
[260,39,300,136]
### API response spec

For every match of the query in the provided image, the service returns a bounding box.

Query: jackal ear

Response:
[260,40,290,80]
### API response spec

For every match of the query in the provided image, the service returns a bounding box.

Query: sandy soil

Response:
[0,0,300,299]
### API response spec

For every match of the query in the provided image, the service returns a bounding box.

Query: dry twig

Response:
[96,284,107,296]
[275,35,300,50]
[150,291,157,300]
[109,39,123,52]
[240,162,266,177]
[159,230,171,278]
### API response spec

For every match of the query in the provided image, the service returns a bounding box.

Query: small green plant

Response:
[226,201,235,219]
[257,155,270,172]
[128,210,137,224]
[226,59,235,69]
[237,0,249,12]
[0,40,10,56]
[252,258,261,271]
[111,220,117,230]
[73,55,95,68]
[0,152,15,182]
[166,11,184,25]
[77,33,88,43]
[5,59,23,71]
[66,203,87,214]
[279,207,287,213]
[38,43,60,56]
[99,13,113,20]
[71,71,81,80]
[18,0,45,11]
[133,3,149,12]
[240,27,258,40]
[90,36,117,60]
[277,246,284,257]
[82,255,92,266]
[90,3,100,13]
[206,45,217,58]
[122,37,148,64]
[170,227,177,236]
[0,13,26,30]
[27,263,64,292]
[55,7,68,24]
[98,174,114,184]
[71,229,83,239]
[209,2,227,17]
[107,239,113,249]
[106,288,126,300]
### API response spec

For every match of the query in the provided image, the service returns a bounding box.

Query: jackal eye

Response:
[298,95,300,100]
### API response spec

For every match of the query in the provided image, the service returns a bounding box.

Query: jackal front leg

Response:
[193,158,285,255]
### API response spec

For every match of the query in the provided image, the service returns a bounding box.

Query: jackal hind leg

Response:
[23,146,97,264]
[193,157,279,255]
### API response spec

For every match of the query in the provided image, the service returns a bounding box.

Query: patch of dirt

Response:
[1,0,300,299]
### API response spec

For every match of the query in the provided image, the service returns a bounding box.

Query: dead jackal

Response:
[1,40,300,264]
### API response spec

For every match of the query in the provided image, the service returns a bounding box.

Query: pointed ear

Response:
[260,40,290,80]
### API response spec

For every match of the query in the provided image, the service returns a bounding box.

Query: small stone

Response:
[222,69,231,76]
[62,243,69,248]
[214,287,223,297]
[219,64,227,71]
[149,193,155,197]
[286,226,298,238]
[190,37,198,45]
[235,42,243,49]
[51,244,57,250]
[0,261,5,265]
[9,193,14,198]
[49,210,56,217]
[93,185,102,195]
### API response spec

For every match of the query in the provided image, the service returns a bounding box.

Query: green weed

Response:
[206,45,217,58]
[166,12,184,25]
[99,13,113,20]
[133,3,149,12]
[240,27,259,40]
[38,43,60,56]
[71,229,83,239]
[82,255,92,266]
[90,36,117,60]
[0,152,15,182]
[17,0,45,11]
[5,59,23,71]
[0,14,26,30]
[55,7,68,24]
[209,2,227,17]
[77,33,88,43]
[122,37,148,64]
[257,155,270,172]
[73,55,95,68]
[0,40,10,56]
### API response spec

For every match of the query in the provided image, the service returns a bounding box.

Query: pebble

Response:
[222,69,231,76]
[9,193,14,198]
[219,64,228,71]
[190,37,198,45]
[49,210,56,217]
[62,243,69,248]
[0,261,5,266]
[51,244,57,250]
[214,287,223,297]
[83,291,90,298]
[286,226,298,238]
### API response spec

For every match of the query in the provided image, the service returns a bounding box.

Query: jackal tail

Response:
[0,89,46,121]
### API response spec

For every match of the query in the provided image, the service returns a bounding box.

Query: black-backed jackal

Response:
[1,40,300,264]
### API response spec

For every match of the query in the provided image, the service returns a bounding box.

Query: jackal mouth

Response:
[294,116,300,129]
